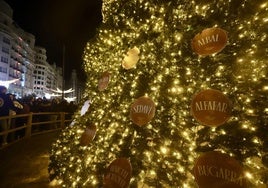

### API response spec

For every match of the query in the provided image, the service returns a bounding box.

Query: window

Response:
[2,47,9,54]
[1,56,8,64]
[3,37,10,44]
[0,67,7,73]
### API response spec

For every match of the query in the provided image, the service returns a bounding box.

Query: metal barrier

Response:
[0,112,72,149]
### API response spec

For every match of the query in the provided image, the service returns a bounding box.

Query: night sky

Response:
[6,0,103,81]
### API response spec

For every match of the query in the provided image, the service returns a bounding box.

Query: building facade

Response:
[0,0,83,102]
[0,0,64,99]
[33,46,63,98]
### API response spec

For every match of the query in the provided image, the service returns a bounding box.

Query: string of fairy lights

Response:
[49,0,268,187]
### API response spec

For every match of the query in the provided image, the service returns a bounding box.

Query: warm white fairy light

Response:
[49,0,268,187]
[245,171,253,179]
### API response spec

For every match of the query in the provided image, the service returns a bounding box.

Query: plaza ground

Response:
[0,131,60,188]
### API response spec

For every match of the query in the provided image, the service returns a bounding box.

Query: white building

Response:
[33,46,63,98]
[0,0,82,102]
[10,26,36,96]
[0,0,36,97]
[0,0,63,98]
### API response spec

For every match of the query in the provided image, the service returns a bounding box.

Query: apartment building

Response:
[34,46,63,98]
[0,0,64,98]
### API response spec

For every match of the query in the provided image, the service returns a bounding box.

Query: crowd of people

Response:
[0,85,78,147]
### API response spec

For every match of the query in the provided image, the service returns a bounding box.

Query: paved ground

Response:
[0,131,61,188]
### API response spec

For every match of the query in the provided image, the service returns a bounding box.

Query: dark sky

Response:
[6,0,103,81]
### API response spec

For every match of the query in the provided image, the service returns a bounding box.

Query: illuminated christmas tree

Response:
[49,0,268,187]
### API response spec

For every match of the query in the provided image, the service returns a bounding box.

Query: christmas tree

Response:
[49,0,268,187]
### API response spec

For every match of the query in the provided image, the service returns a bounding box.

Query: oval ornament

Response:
[191,27,228,56]
[191,89,231,127]
[104,158,132,188]
[193,151,248,188]
[98,71,111,91]
[80,100,90,116]
[80,124,97,146]
[130,96,155,126]
[122,47,140,69]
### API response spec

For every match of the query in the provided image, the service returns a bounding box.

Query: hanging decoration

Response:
[122,46,140,69]
[103,158,132,188]
[0,78,19,88]
[190,89,231,127]
[191,27,228,56]
[80,124,97,146]
[130,96,156,126]
[50,88,74,94]
[193,151,247,188]
[98,71,111,91]
[81,100,91,116]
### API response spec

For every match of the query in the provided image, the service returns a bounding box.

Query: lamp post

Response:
[62,45,65,101]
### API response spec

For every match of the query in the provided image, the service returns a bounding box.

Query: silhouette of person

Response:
[0,86,15,146]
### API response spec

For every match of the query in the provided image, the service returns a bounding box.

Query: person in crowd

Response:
[15,98,31,139]
[26,96,35,112]
[49,98,60,129]
[30,97,43,132]
[0,86,15,146]
[39,97,52,130]
[68,101,78,113]
[7,93,23,141]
